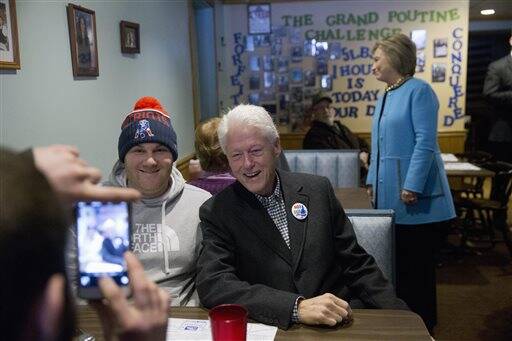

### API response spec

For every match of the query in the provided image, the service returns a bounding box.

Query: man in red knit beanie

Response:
[68,96,211,307]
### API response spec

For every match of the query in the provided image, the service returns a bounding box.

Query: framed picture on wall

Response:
[120,20,140,54]
[432,63,446,82]
[433,38,447,58]
[66,4,99,77]
[0,0,21,69]
[248,4,271,35]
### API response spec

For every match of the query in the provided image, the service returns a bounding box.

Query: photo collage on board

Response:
[246,24,340,130]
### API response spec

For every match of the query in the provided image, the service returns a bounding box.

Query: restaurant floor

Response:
[434,232,512,340]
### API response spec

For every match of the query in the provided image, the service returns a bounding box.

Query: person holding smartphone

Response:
[103,96,211,306]
[1,147,169,341]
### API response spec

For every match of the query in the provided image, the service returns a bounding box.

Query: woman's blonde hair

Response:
[372,33,416,77]
[195,117,229,172]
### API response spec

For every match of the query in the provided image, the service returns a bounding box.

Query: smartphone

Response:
[75,201,131,299]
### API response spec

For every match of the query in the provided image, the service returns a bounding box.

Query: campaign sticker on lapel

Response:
[291,202,308,220]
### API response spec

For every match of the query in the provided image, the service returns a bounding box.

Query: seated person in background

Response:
[69,96,211,306]
[188,117,290,192]
[0,147,168,341]
[303,96,370,174]
[196,104,407,330]
[188,117,237,195]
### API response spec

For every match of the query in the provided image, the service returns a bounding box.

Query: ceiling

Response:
[222,0,512,21]
[470,0,511,20]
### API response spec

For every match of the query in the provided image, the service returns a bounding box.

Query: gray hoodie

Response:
[105,160,211,306]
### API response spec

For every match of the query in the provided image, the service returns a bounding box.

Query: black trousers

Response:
[395,221,449,332]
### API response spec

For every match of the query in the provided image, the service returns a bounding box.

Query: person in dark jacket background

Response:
[482,31,512,162]
[303,96,370,182]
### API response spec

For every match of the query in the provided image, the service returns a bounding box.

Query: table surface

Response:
[335,187,373,209]
[445,162,495,178]
[77,306,431,341]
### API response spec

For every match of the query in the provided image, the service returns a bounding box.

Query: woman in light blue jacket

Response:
[366,33,455,332]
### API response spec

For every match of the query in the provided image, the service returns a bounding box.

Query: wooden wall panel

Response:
[279,131,467,154]
[176,153,195,181]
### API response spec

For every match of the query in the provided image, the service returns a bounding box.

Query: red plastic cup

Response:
[209,304,248,341]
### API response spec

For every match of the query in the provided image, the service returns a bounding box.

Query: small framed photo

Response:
[262,55,274,71]
[316,57,328,75]
[289,27,301,44]
[290,67,303,84]
[330,42,341,60]
[416,50,425,73]
[433,38,447,58]
[261,89,276,101]
[278,93,289,110]
[432,63,446,82]
[67,4,99,77]
[248,4,271,35]
[291,45,303,63]
[276,56,289,73]
[0,0,21,69]
[304,88,316,100]
[277,74,289,92]
[304,40,316,56]
[245,35,255,51]
[291,86,303,102]
[249,92,260,105]
[253,34,270,47]
[321,75,332,91]
[271,37,282,56]
[120,21,140,54]
[304,69,316,87]
[263,71,275,88]
[410,29,427,50]
[315,41,329,58]
[272,25,287,37]
[249,55,261,71]
[249,74,260,90]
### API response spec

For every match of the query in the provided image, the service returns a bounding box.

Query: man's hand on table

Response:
[297,293,353,326]
[91,252,170,341]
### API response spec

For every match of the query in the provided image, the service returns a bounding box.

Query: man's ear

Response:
[37,274,65,339]
[273,138,282,157]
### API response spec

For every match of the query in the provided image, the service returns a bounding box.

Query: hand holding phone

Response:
[75,201,131,299]
[91,252,170,341]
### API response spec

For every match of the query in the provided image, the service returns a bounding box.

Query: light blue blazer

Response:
[366,78,455,225]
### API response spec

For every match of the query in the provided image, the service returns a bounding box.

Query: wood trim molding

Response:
[176,153,196,181]
[278,130,468,153]
[188,1,201,127]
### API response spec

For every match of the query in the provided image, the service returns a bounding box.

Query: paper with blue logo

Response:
[166,318,278,340]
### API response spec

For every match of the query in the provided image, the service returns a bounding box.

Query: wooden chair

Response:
[451,151,494,199]
[456,161,512,257]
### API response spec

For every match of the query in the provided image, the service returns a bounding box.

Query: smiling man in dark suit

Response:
[196,104,407,329]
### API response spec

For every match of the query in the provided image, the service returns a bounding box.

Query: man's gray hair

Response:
[218,104,279,153]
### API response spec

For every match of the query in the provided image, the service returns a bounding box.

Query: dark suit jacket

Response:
[196,170,407,329]
[483,54,512,119]
[303,120,369,152]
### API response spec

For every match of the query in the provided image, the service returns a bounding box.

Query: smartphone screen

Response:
[75,201,130,299]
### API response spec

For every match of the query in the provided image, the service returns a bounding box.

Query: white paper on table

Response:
[166,318,278,341]
[441,153,459,162]
[443,162,481,171]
